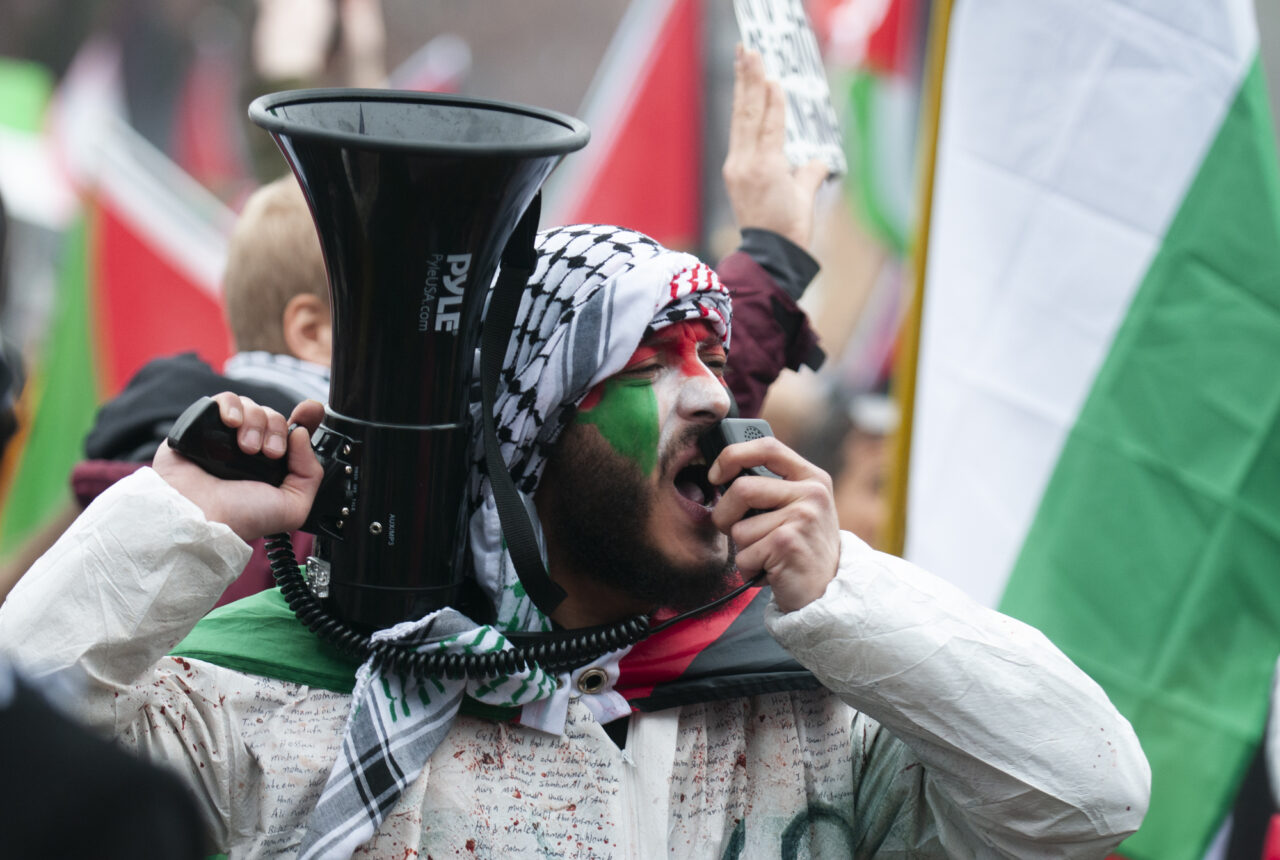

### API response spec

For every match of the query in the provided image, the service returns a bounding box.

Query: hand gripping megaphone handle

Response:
[167,396,291,486]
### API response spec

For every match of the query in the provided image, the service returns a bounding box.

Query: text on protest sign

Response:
[734,0,847,176]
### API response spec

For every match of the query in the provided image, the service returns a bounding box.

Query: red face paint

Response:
[619,320,726,381]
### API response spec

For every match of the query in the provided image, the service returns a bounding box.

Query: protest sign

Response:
[734,0,847,175]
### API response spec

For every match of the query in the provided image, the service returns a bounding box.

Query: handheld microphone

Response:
[697,417,782,488]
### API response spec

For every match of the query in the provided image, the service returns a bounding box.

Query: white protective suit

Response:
[0,469,1149,858]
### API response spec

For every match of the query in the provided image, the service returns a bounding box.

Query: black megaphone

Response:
[247,89,587,629]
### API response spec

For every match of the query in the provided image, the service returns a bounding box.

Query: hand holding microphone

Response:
[702,418,841,613]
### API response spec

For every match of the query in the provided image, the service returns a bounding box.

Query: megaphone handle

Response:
[167,396,290,486]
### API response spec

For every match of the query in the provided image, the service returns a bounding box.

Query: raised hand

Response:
[722,44,830,251]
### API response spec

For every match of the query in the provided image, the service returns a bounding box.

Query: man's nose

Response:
[677,366,732,424]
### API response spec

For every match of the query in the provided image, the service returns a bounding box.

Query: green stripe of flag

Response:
[0,215,100,556]
[0,59,52,133]
[1000,58,1280,860]
[846,69,910,256]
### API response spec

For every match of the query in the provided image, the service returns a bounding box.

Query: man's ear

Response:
[281,293,333,366]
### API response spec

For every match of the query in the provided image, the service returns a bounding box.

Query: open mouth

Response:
[674,462,719,508]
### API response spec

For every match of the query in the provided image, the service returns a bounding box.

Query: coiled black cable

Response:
[266,534,767,680]
[267,533,654,677]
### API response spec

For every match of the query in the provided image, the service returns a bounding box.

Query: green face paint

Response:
[576,378,659,475]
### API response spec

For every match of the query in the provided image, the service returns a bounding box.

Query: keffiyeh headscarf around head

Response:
[300,224,731,859]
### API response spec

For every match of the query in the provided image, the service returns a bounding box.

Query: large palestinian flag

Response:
[900,2,1280,858]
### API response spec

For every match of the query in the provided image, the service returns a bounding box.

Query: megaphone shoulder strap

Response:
[480,195,568,618]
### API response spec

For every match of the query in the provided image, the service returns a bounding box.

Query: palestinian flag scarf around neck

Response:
[172,584,818,709]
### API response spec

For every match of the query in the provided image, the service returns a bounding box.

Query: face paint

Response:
[576,378,660,475]
[638,321,726,378]
[545,320,733,612]
[575,320,726,476]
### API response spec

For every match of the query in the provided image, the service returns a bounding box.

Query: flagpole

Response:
[883,0,954,557]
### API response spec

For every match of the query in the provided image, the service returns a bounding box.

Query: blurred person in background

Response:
[251,0,387,90]
[38,0,389,200]
[75,174,331,474]
[244,0,388,182]
[792,386,897,547]
[833,392,896,547]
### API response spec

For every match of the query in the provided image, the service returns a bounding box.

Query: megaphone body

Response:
[247,89,587,629]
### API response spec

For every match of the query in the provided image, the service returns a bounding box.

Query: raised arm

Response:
[719,47,828,416]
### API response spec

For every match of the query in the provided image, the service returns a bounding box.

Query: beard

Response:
[541,425,738,614]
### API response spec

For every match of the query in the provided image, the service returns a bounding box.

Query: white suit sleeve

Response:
[0,467,250,722]
[765,531,1151,858]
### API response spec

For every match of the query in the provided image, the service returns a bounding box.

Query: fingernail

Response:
[265,434,286,456]
[229,406,243,423]
[244,428,262,449]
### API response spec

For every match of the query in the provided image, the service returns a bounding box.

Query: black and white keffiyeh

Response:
[299,225,731,858]
[297,609,555,859]
[223,350,331,405]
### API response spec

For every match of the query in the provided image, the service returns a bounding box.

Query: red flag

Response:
[49,36,236,396]
[544,0,703,249]
[87,126,234,395]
